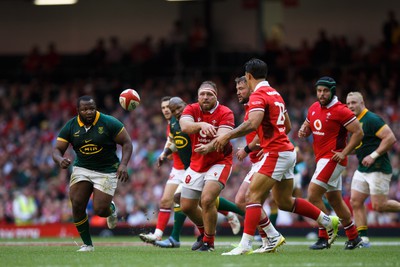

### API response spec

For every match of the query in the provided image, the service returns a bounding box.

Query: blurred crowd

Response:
[1,13,400,228]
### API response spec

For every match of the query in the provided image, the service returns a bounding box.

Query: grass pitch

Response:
[1,236,399,267]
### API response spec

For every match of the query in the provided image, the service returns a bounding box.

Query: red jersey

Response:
[248,81,294,153]
[244,104,260,164]
[181,102,234,172]
[306,97,356,165]
[166,123,185,170]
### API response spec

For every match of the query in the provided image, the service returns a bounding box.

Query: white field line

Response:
[0,241,399,246]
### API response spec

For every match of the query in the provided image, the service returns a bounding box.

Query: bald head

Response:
[169,97,187,119]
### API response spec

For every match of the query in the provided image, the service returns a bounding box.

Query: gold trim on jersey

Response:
[357,108,368,120]
[77,111,101,127]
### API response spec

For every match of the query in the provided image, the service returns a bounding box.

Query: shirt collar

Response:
[324,96,338,109]
[77,111,100,127]
[253,81,271,92]
[201,101,219,114]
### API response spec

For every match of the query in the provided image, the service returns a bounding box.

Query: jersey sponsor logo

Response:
[185,174,192,184]
[312,119,325,136]
[174,136,189,149]
[98,127,104,134]
[84,139,92,143]
[74,130,80,137]
[79,144,103,154]
[169,174,175,180]
[314,119,322,130]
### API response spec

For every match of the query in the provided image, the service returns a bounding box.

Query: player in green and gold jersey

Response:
[346,91,399,248]
[52,95,133,252]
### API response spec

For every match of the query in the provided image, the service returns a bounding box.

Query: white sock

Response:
[317,212,330,228]
[239,233,253,249]
[154,229,163,238]
[262,222,279,237]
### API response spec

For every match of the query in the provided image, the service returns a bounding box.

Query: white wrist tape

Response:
[370,151,380,159]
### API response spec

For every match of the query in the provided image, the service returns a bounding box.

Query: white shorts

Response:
[255,150,296,181]
[166,167,186,185]
[243,160,263,184]
[70,166,117,196]
[181,164,232,192]
[311,158,345,191]
[351,170,392,195]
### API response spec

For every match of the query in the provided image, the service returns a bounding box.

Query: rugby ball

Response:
[119,89,140,111]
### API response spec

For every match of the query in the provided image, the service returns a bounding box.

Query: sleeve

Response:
[340,106,357,127]
[181,104,195,121]
[219,107,235,129]
[248,91,266,113]
[57,119,72,143]
[106,115,125,138]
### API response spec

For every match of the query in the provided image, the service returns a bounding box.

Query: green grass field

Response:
[1,236,399,267]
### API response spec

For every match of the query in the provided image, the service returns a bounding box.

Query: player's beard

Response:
[79,114,94,125]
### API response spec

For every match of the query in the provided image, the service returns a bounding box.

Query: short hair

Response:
[347,91,364,102]
[161,96,172,102]
[235,76,247,84]
[244,58,268,79]
[77,95,95,108]
[169,96,186,106]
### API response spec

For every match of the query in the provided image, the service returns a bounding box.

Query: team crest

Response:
[98,127,104,134]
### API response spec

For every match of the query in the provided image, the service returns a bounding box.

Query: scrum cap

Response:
[315,76,336,99]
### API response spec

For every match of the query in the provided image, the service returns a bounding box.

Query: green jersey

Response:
[169,116,192,169]
[57,111,124,173]
[355,109,392,174]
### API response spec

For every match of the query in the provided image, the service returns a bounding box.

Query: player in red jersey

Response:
[179,81,235,252]
[298,76,364,250]
[214,58,339,255]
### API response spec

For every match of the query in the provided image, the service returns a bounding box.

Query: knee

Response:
[93,204,110,217]
[200,196,215,210]
[349,197,362,209]
[372,202,385,212]
[159,196,173,208]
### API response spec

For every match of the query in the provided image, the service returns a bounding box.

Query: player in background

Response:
[52,95,133,252]
[140,96,241,248]
[139,96,188,246]
[213,58,339,256]
[346,91,399,248]
[298,77,364,250]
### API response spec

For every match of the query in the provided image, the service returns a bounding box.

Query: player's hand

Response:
[194,143,212,155]
[200,122,217,137]
[361,155,375,167]
[59,158,71,169]
[331,150,345,163]
[214,134,229,152]
[298,125,310,138]
[157,153,167,167]
[116,164,129,183]
[236,147,247,161]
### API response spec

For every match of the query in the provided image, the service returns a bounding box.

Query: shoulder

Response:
[218,104,233,113]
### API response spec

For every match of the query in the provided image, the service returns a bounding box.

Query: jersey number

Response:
[274,102,285,125]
